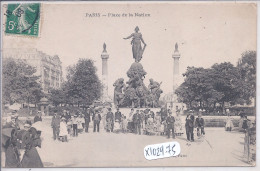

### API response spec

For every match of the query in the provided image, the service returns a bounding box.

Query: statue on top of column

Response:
[123,26,147,63]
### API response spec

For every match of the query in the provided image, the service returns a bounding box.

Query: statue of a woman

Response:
[124,26,147,62]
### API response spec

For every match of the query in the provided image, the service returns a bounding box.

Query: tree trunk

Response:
[222,101,225,114]
[27,96,30,110]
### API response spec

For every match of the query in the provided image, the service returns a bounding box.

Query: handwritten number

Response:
[171,144,176,155]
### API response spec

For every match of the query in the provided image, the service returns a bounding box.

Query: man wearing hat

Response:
[92,109,102,132]
[51,111,60,140]
[133,109,142,135]
[84,108,91,133]
[185,110,195,142]
[166,111,175,139]
[115,108,122,123]
[195,113,205,136]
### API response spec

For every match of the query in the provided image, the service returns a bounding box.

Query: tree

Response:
[210,62,243,111]
[237,51,256,105]
[2,58,44,106]
[65,59,102,106]
[176,62,244,112]
[48,87,66,107]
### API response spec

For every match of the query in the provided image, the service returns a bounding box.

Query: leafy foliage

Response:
[49,59,102,107]
[2,58,44,105]
[176,51,256,111]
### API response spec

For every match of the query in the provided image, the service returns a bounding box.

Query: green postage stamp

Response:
[4,3,40,37]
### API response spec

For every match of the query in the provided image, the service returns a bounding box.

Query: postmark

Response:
[4,3,40,37]
[144,141,181,160]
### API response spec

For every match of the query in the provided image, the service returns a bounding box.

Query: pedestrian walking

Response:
[195,113,205,136]
[121,115,128,133]
[133,110,142,135]
[166,111,175,139]
[21,123,43,168]
[51,112,60,141]
[72,115,78,137]
[106,108,114,132]
[59,117,68,142]
[84,108,91,132]
[127,108,135,133]
[93,110,102,132]
[225,114,234,131]
[115,108,122,122]
[174,112,184,136]
[2,128,21,168]
[185,111,195,142]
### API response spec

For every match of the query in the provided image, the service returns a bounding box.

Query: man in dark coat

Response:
[185,111,195,142]
[92,110,102,132]
[166,111,175,139]
[195,113,205,136]
[84,108,91,132]
[133,110,142,135]
[115,108,122,122]
[106,108,114,132]
[51,112,60,140]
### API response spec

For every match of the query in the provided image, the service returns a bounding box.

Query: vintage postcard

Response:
[1,1,257,168]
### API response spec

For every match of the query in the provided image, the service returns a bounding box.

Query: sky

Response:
[2,2,257,98]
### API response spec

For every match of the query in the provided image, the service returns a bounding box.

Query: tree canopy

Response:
[175,51,256,112]
[48,58,102,107]
[2,58,44,106]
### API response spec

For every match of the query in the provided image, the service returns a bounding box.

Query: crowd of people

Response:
[48,107,207,143]
[2,106,256,167]
[2,111,43,168]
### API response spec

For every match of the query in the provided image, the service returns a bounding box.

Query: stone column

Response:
[172,43,181,92]
[101,43,109,102]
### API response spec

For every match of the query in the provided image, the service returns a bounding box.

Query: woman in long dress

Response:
[124,26,147,62]
[174,112,184,136]
[154,112,161,133]
[59,118,68,142]
[21,124,43,168]
[145,114,154,135]
[3,128,21,168]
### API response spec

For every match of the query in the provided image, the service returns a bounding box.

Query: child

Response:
[225,114,234,132]
[145,114,154,135]
[59,118,68,142]
[77,115,83,133]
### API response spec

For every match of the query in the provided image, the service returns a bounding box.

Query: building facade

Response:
[3,48,63,92]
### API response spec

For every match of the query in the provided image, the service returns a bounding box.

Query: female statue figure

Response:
[124,26,147,62]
